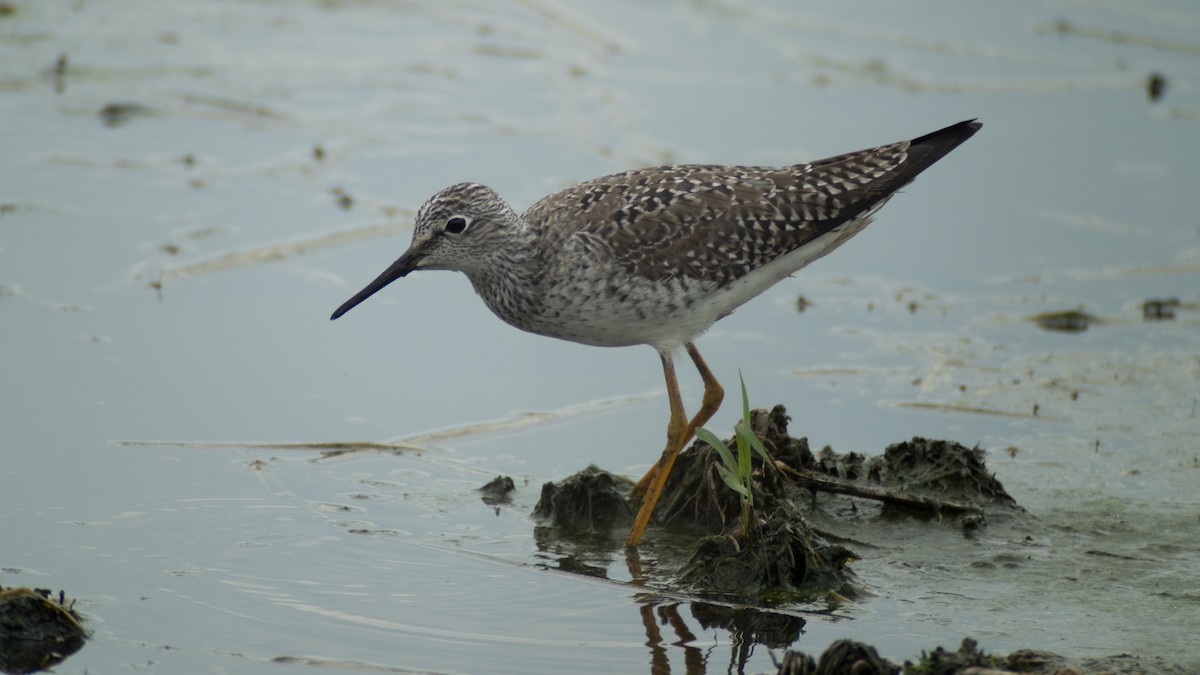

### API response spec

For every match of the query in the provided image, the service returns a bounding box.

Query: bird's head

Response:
[330,182,519,320]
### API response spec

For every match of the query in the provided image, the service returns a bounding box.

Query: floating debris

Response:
[1142,297,1178,320]
[52,53,68,93]
[1147,72,1167,102]
[98,102,154,127]
[1027,309,1095,333]
[331,186,354,210]
[1042,18,1200,56]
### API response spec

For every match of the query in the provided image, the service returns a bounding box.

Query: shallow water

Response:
[3,1,1199,673]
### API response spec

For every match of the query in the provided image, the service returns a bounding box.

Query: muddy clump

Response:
[776,639,892,674]
[477,474,516,506]
[654,405,816,533]
[677,500,859,600]
[775,637,1187,675]
[663,407,858,599]
[874,437,1017,508]
[532,464,634,534]
[0,586,87,674]
[815,435,1019,513]
[659,405,1017,534]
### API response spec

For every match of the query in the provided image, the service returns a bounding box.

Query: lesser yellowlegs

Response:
[331,119,981,546]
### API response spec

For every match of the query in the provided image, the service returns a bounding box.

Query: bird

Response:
[330,119,982,547]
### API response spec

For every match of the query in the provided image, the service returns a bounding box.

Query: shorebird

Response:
[331,119,981,546]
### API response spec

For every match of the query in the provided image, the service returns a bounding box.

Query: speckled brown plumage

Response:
[333,120,979,348]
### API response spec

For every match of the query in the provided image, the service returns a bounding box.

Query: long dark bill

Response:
[330,250,423,320]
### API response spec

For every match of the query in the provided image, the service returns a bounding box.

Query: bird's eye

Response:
[445,216,469,234]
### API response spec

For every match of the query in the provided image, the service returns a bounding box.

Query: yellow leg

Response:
[631,343,725,494]
[626,342,725,547]
[626,350,686,547]
[682,341,725,442]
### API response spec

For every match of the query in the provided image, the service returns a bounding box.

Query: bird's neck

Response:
[463,219,548,327]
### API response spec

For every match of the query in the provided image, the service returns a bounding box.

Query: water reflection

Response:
[634,598,808,675]
[533,534,822,675]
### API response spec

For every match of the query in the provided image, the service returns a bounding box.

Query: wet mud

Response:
[515,405,1199,671]
[513,406,1152,671]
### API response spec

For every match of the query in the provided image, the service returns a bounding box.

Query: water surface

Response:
[3,1,1199,672]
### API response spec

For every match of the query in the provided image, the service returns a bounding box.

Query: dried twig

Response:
[776,463,982,515]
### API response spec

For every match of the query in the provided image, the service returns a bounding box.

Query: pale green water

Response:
[3,1,1199,673]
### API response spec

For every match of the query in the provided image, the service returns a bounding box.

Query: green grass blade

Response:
[734,371,772,464]
[734,421,753,476]
[746,428,772,463]
[738,369,751,420]
[715,465,749,496]
[695,427,737,472]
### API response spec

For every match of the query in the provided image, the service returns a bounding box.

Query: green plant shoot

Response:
[695,370,772,533]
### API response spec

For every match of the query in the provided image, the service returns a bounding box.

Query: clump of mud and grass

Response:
[528,403,1019,603]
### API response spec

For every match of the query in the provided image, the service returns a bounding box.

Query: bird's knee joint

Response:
[666,417,687,440]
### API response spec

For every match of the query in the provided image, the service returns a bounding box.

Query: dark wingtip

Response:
[897,119,982,179]
[911,119,982,148]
